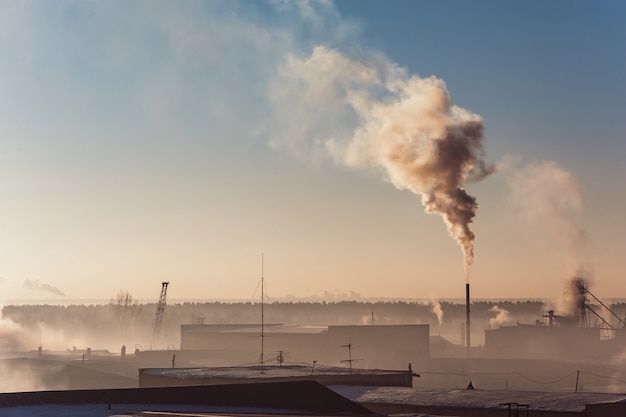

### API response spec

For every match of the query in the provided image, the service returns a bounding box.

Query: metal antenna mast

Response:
[260,254,265,374]
[343,342,353,374]
[340,339,360,374]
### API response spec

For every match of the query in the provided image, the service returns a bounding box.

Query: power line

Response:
[579,370,626,384]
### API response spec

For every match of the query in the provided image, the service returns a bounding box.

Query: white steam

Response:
[508,160,589,278]
[0,309,37,351]
[489,305,511,328]
[508,160,592,317]
[270,46,494,274]
[429,299,444,327]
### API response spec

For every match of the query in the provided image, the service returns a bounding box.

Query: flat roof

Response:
[141,365,409,379]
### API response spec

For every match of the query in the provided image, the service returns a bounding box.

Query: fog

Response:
[3,297,625,351]
[1,297,626,393]
[2,275,626,396]
[1,298,549,353]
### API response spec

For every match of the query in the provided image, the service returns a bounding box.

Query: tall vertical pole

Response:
[348,343,352,374]
[261,253,264,374]
[466,283,471,353]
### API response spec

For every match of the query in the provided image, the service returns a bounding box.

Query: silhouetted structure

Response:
[152,282,169,343]
[484,278,626,360]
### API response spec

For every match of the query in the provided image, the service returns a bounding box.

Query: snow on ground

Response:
[1,404,307,417]
[0,404,440,417]
[330,385,626,412]
[4,386,626,416]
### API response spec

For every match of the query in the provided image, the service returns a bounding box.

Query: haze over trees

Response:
[4,299,619,354]
[110,290,142,337]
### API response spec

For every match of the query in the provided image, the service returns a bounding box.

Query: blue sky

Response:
[0,0,624,302]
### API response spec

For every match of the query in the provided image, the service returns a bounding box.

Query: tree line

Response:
[2,297,624,352]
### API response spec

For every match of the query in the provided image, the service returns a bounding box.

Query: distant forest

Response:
[2,300,625,353]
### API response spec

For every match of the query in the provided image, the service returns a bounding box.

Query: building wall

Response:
[327,325,429,369]
[484,325,606,360]
[180,324,429,369]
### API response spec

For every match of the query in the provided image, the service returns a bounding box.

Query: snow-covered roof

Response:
[331,385,626,412]
[141,365,407,379]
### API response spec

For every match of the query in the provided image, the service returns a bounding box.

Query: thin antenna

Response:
[340,339,357,374]
[260,253,264,374]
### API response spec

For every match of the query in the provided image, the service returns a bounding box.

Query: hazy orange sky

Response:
[0,1,624,303]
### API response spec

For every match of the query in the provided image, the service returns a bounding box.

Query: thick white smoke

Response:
[270,46,494,274]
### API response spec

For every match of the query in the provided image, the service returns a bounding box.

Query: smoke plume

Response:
[509,160,588,273]
[270,46,494,273]
[0,310,37,351]
[489,305,511,328]
[22,279,65,297]
[429,299,444,327]
[508,160,591,315]
[556,278,587,321]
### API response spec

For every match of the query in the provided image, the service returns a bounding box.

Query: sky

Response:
[0,0,624,303]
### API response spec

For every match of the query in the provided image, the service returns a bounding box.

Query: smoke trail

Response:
[508,160,590,277]
[488,305,511,328]
[22,279,65,297]
[270,47,494,273]
[508,160,591,316]
[0,307,37,351]
[429,299,444,327]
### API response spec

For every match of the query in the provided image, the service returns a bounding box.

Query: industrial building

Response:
[179,323,430,369]
[484,279,626,360]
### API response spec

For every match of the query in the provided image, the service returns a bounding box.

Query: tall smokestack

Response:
[466,283,471,352]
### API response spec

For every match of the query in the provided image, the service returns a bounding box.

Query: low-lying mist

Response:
[1,299,626,393]
[0,299,592,353]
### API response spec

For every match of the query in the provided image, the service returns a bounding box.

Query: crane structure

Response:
[152,281,169,343]
[575,278,625,331]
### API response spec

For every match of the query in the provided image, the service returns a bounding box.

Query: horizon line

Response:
[4,296,626,306]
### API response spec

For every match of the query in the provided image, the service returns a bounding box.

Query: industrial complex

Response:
[1,278,626,416]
